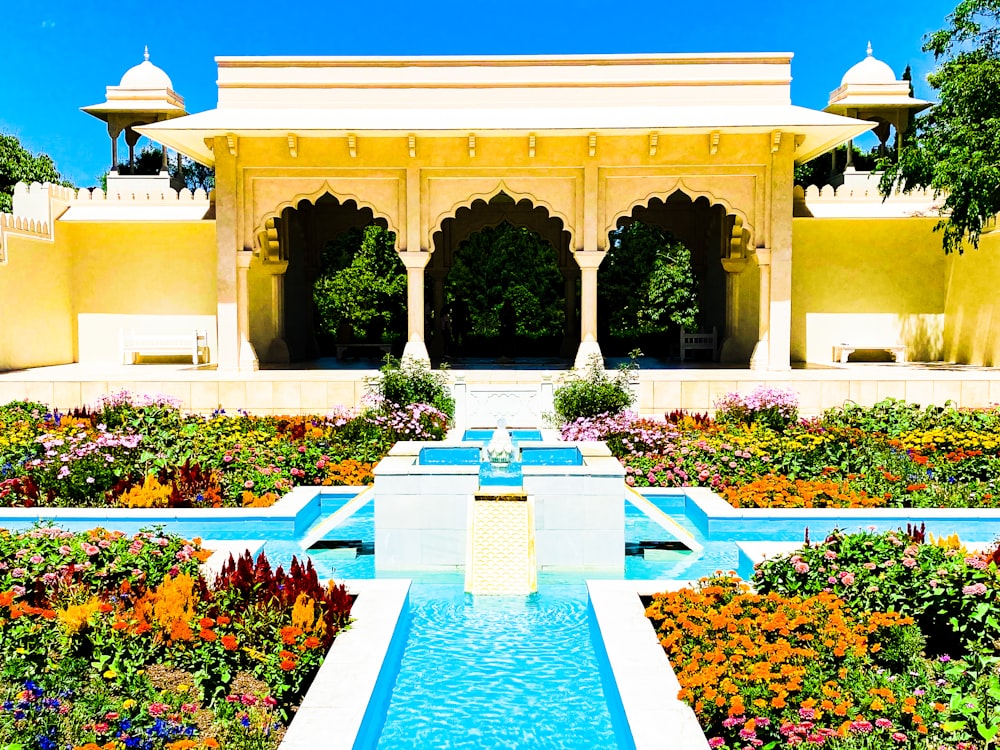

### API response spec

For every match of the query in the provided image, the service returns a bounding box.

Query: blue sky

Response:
[1,0,959,187]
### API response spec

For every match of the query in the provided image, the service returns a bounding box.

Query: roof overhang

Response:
[138,104,874,166]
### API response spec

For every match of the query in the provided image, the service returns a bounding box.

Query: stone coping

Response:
[280,578,411,750]
[588,579,710,750]
[0,485,361,539]
[198,542,412,750]
[641,486,1000,530]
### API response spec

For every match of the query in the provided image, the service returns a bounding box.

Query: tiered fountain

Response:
[373,419,626,588]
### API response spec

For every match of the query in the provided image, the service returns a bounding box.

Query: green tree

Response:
[879,0,1000,253]
[312,224,406,341]
[0,133,73,213]
[101,145,214,192]
[600,221,699,337]
[444,222,564,339]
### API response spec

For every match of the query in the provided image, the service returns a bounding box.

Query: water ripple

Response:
[376,584,619,749]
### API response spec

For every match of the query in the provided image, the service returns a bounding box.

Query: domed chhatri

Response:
[825,42,930,171]
[840,42,898,86]
[81,47,187,183]
[118,46,174,91]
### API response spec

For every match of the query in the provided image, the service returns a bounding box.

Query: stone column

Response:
[768,135,794,371]
[573,251,606,369]
[214,137,240,371]
[720,257,749,363]
[749,250,771,371]
[400,251,431,364]
[236,251,259,371]
[265,261,290,364]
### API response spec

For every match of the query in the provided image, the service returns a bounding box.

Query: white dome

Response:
[841,43,897,85]
[119,49,173,90]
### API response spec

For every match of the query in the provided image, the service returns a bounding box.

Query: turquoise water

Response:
[259,495,735,749]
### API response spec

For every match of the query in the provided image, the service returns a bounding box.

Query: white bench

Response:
[680,326,718,361]
[832,343,907,364]
[120,329,208,365]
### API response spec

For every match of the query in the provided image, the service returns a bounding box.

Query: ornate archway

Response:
[248,193,401,364]
[608,189,756,363]
[429,192,576,360]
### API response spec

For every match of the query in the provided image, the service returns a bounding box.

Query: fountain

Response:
[373,420,626,577]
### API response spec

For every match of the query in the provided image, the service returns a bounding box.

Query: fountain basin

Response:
[374,440,625,571]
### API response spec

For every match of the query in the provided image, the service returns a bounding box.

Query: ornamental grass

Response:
[0,525,352,750]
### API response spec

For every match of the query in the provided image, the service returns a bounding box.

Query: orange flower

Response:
[199,628,217,642]
[203,741,219,749]
[0,591,14,607]
[221,635,238,651]
[199,617,215,629]
[280,659,296,671]
[217,615,231,625]
[112,621,129,631]
[280,625,303,645]
[303,636,321,649]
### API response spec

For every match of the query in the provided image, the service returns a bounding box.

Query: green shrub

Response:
[368,355,455,420]
[552,353,637,423]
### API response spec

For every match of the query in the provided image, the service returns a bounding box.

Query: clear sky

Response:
[0,0,959,188]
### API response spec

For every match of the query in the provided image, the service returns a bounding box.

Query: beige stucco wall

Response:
[791,217,946,363]
[0,233,74,370]
[62,221,218,364]
[943,231,1000,366]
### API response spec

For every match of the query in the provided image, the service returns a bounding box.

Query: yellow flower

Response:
[122,699,136,709]
[104,669,117,679]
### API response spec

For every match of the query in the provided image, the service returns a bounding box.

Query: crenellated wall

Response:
[0,182,216,371]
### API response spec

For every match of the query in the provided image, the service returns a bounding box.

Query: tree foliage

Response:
[103,145,214,192]
[444,222,565,339]
[880,0,1000,253]
[0,133,73,213]
[600,221,699,336]
[312,224,406,341]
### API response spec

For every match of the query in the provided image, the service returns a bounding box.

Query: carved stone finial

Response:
[866,41,872,56]
[144,45,150,62]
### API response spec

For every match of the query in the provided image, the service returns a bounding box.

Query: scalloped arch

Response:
[253,181,400,254]
[607,179,754,249]
[429,181,575,251]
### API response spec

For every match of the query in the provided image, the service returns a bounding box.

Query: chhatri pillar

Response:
[400,251,431,364]
[573,250,606,369]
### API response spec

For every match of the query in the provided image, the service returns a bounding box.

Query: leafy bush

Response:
[552,353,637,423]
[368,355,454,420]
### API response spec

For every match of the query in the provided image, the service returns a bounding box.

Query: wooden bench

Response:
[680,326,718,362]
[120,329,208,365]
[336,342,392,360]
[832,343,907,364]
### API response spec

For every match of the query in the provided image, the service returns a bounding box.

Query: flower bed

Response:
[648,528,1000,749]
[0,524,352,750]
[562,394,1000,509]
[0,392,448,509]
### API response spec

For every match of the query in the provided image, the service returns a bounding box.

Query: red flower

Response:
[199,617,215,629]
[280,659,296,671]
[217,615,231,625]
[199,628,217,642]
[221,635,238,651]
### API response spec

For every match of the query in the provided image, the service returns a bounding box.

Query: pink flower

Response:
[794,562,810,574]
[891,732,906,742]
[874,718,893,729]
[840,572,855,585]
[903,557,917,568]
[963,583,988,596]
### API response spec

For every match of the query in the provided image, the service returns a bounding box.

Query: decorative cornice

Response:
[649,132,658,156]
[287,134,298,158]
[709,130,720,156]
